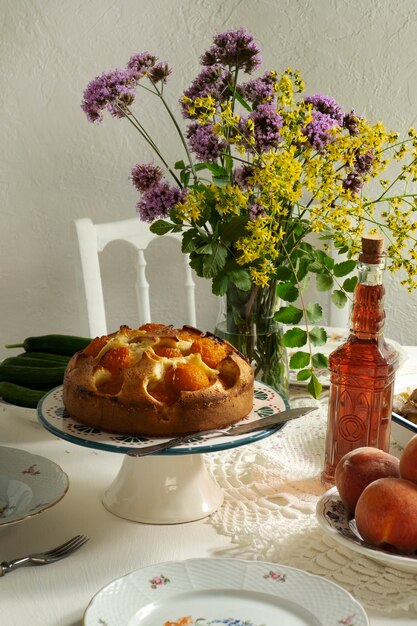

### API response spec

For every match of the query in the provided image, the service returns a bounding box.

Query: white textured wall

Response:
[1,0,417,359]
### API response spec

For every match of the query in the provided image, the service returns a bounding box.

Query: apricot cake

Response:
[62,323,254,436]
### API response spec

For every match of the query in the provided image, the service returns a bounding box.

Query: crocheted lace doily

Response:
[206,391,417,615]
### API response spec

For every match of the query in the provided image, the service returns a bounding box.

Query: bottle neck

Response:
[357,255,386,286]
[350,257,387,338]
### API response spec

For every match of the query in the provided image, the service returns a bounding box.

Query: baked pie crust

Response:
[62,324,254,436]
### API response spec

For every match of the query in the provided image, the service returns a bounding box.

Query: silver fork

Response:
[0,534,89,576]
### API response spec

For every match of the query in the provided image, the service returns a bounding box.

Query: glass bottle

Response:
[321,235,399,483]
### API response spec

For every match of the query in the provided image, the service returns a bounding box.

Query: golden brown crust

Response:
[62,325,254,436]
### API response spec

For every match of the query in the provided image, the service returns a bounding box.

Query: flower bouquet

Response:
[82,27,417,398]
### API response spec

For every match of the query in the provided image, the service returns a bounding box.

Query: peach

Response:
[190,338,228,368]
[400,434,417,484]
[335,447,400,514]
[355,477,417,553]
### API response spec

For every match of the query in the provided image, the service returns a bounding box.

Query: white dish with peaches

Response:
[316,441,417,572]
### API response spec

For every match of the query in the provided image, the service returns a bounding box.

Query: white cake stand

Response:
[37,383,288,524]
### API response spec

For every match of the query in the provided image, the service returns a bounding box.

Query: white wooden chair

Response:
[75,217,197,337]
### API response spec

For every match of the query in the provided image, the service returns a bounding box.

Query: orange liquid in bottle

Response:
[321,282,399,483]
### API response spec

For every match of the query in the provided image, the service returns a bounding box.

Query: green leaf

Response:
[307,373,322,399]
[306,303,323,324]
[296,258,311,281]
[289,351,310,369]
[180,170,190,187]
[307,261,323,273]
[212,273,229,296]
[189,253,204,276]
[276,282,299,302]
[297,369,312,381]
[274,305,303,324]
[316,273,333,292]
[201,243,228,277]
[308,326,327,346]
[229,268,252,291]
[343,276,358,292]
[283,327,308,348]
[150,220,177,236]
[220,216,249,242]
[174,160,186,170]
[333,260,357,277]
[212,175,230,187]
[317,250,334,270]
[181,229,197,253]
[331,290,348,309]
[196,242,214,255]
[337,245,349,254]
[229,86,252,111]
[224,154,234,174]
[204,162,229,177]
[274,266,293,282]
[312,352,328,369]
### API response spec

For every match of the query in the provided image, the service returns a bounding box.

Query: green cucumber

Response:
[17,352,71,363]
[0,364,66,389]
[5,334,91,356]
[0,382,46,408]
[2,356,69,368]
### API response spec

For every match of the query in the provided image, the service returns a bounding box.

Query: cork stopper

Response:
[359,235,385,264]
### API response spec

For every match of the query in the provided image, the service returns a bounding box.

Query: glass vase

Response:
[214,281,289,398]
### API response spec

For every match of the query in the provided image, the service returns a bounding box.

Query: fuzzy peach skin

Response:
[355,477,417,553]
[335,447,400,515]
[400,434,417,484]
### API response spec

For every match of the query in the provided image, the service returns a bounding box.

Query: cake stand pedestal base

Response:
[102,452,224,524]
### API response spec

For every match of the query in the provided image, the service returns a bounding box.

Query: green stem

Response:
[370,156,417,203]
[150,80,198,183]
[119,105,182,187]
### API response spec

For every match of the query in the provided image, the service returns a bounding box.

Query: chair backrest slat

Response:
[75,217,197,337]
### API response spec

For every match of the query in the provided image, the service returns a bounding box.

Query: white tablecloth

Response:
[1,348,417,626]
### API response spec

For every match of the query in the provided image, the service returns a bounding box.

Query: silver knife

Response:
[127,405,316,457]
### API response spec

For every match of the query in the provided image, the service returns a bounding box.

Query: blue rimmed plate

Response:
[37,382,289,456]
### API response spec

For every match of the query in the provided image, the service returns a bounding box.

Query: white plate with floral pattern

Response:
[0,446,69,526]
[83,557,368,626]
[316,486,417,572]
[288,326,407,387]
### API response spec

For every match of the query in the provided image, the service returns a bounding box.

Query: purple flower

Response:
[248,202,266,219]
[342,172,364,195]
[303,110,339,151]
[81,69,136,122]
[302,94,346,151]
[354,150,374,174]
[304,94,344,125]
[232,165,253,189]
[131,163,163,192]
[126,52,157,80]
[148,62,172,84]
[239,71,278,103]
[342,149,374,195]
[200,28,262,73]
[181,66,231,118]
[186,123,227,162]
[136,181,186,222]
[343,110,360,136]
[239,104,283,153]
